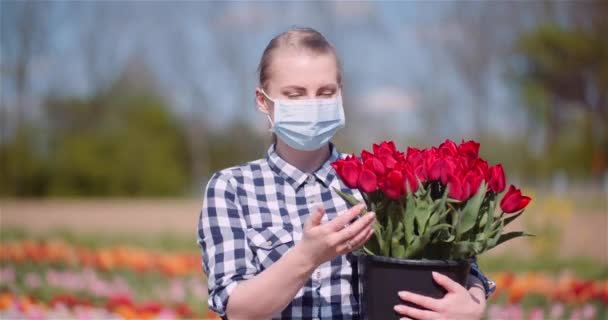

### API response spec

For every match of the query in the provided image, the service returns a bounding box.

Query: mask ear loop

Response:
[259,89,276,132]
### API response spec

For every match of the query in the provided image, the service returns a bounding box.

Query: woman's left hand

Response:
[394,271,486,320]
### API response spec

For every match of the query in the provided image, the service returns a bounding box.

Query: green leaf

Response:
[403,193,416,244]
[483,198,498,234]
[383,216,393,257]
[495,231,535,247]
[452,241,483,258]
[363,245,375,255]
[414,201,431,231]
[440,233,455,243]
[456,182,487,239]
[404,237,425,259]
[332,188,361,207]
[429,223,453,233]
[479,211,488,229]
[503,210,526,227]
[391,222,405,259]
[373,223,384,255]
[485,220,504,250]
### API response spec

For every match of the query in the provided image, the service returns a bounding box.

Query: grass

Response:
[478,254,608,279]
[0,227,198,253]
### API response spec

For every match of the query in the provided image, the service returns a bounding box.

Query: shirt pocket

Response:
[246,226,295,271]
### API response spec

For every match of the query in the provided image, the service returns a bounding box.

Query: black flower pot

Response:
[358,254,473,320]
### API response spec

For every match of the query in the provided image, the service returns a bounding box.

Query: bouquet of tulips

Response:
[331,139,532,260]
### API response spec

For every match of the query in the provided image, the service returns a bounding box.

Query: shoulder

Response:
[204,158,268,192]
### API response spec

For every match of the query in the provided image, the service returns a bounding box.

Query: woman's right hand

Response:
[296,203,376,267]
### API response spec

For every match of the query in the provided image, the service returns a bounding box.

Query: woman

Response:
[198,27,493,320]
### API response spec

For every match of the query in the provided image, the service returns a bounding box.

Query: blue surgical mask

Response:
[261,89,346,151]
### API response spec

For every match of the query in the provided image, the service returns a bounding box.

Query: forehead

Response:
[266,48,339,90]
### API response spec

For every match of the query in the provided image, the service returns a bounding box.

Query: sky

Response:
[1,1,532,146]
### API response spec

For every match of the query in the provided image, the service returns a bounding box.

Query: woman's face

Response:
[256,49,340,119]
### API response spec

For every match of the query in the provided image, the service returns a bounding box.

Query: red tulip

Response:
[402,167,419,194]
[428,158,454,185]
[458,140,480,160]
[473,159,489,177]
[447,174,464,201]
[381,170,404,200]
[500,185,531,213]
[439,139,458,157]
[462,170,483,200]
[378,154,398,170]
[405,147,422,164]
[414,162,427,182]
[138,302,163,314]
[331,155,361,188]
[373,141,397,156]
[487,164,506,193]
[358,168,378,193]
[174,303,194,318]
[106,294,134,311]
[361,150,374,161]
[364,157,386,176]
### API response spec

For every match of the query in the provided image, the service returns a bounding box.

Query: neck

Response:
[275,139,331,173]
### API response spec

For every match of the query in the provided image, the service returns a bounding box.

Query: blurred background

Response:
[1,1,606,319]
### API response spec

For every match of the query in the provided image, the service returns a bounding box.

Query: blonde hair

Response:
[257,27,342,90]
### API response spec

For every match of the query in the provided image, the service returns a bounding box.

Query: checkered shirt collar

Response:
[266,143,341,190]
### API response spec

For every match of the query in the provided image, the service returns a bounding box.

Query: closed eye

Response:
[287,94,304,99]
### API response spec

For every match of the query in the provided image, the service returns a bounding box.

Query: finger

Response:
[305,206,325,230]
[393,304,438,320]
[333,211,375,243]
[326,204,366,231]
[352,226,375,250]
[398,291,441,311]
[432,271,463,294]
[341,218,375,249]
[337,225,372,254]
[339,226,374,253]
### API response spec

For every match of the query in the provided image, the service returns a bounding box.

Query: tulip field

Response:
[1,196,606,320]
[0,233,220,319]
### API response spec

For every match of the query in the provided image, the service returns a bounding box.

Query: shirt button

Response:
[306,174,316,184]
[315,271,321,280]
[308,198,315,204]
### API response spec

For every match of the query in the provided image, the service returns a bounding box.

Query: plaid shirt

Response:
[197,144,495,319]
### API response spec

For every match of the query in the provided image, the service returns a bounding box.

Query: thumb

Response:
[432,271,462,294]
[305,205,325,230]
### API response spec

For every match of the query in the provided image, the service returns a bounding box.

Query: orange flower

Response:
[0,293,13,310]
[95,249,116,271]
[115,305,138,320]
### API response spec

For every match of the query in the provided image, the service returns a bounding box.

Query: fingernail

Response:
[368,212,376,218]
[398,291,408,298]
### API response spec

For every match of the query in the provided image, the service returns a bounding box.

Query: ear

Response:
[255,87,273,116]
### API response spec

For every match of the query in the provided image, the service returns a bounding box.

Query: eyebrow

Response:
[279,84,338,92]
[280,85,306,92]
[316,84,338,92]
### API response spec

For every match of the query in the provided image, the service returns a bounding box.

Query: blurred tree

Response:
[0,128,49,196]
[0,1,50,129]
[515,0,608,179]
[0,60,192,197]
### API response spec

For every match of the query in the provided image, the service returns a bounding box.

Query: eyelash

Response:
[286,92,334,98]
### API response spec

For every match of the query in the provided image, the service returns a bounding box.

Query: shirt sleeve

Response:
[469,261,496,299]
[197,171,258,318]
